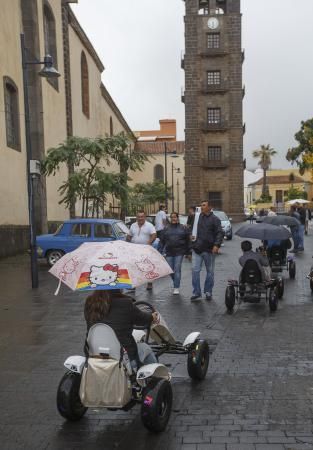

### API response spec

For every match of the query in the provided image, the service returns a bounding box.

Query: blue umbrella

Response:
[235,223,291,240]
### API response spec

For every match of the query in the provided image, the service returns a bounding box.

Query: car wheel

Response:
[47,250,64,267]
[187,340,210,380]
[226,232,233,240]
[57,371,87,421]
[141,379,172,432]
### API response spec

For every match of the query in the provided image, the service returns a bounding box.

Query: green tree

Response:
[252,144,277,197]
[286,118,313,175]
[41,134,147,218]
[128,181,169,215]
[285,186,308,201]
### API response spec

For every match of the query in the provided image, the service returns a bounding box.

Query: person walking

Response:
[304,204,312,235]
[155,205,167,253]
[289,205,300,253]
[186,206,196,260]
[127,210,157,290]
[190,200,224,301]
[296,203,306,251]
[161,212,190,295]
[267,206,277,217]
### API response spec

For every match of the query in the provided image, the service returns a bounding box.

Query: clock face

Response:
[207,17,219,30]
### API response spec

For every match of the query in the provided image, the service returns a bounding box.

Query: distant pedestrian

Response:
[267,206,277,217]
[249,207,255,224]
[155,205,167,253]
[304,204,312,235]
[161,212,190,295]
[289,206,300,253]
[296,203,306,251]
[127,210,157,290]
[190,200,224,301]
[186,206,196,260]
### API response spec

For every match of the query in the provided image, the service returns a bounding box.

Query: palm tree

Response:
[252,145,277,197]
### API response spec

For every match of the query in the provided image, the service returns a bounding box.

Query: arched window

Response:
[154,164,164,182]
[43,2,58,90]
[3,77,20,151]
[110,116,113,136]
[81,51,90,118]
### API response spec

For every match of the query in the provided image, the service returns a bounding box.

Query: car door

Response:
[67,223,92,251]
[93,222,116,243]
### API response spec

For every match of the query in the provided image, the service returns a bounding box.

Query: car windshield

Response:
[213,211,228,221]
[54,224,64,235]
[114,222,129,237]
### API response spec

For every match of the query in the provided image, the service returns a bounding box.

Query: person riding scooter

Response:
[84,290,158,368]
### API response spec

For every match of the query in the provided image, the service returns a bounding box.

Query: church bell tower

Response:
[183,0,244,220]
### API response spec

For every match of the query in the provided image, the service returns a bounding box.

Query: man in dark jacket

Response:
[296,203,306,251]
[191,201,224,301]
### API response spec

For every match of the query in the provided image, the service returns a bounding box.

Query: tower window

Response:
[208,33,220,49]
[4,77,20,151]
[208,146,222,161]
[154,164,164,182]
[43,2,58,90]
[207,71,221,85]
[208,191,222,209]
[81,51,90,118]
[207,108,221,124]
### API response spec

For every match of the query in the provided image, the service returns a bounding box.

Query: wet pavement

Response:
[1,224,313,450]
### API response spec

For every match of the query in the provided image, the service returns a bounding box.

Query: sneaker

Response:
[290,249,298,253]
[190,294,201,301]
[173,288,180,295]
[205,292,212,301]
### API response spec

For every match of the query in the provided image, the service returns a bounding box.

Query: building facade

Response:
[133,120,186,214]
[183,0,244,219]
[0,0,133,257]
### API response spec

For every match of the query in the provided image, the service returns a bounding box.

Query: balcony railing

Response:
[202,82,229,94]
[201,121,229,132]
[202,158,229,169]
[200,48,228,58]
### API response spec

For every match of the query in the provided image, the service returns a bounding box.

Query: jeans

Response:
[130,343,157,369]
[298,224,305,250]
[192,251,216,296]
[166,255,184,288]
[291,227,300,250]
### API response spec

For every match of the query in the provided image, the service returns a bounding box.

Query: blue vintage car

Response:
[36,218,129,266]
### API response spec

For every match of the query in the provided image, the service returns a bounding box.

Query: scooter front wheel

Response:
[57,371,87,421]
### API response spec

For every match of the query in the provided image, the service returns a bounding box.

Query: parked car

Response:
[212,210,233,240]
[37,219,129,266]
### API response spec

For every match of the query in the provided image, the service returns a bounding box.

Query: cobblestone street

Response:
[1,226,313,450]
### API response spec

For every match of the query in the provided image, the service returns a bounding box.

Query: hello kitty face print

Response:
[89,264,119,287]
[60,257,80,281]
[135,257,159,280]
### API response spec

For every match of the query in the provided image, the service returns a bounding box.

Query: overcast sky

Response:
[72,0,313,170]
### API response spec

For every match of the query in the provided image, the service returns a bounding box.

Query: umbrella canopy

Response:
[49,241,173,293]
[235,223,291,240]
[287,199,310,205]
[262,215,300,227]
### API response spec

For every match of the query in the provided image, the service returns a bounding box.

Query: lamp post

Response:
[171,163,181,212]
[164,142,178,210]
[21,33,60,288]
[176,179,180,213]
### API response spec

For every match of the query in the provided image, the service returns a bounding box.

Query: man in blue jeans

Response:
[191,201,224,301]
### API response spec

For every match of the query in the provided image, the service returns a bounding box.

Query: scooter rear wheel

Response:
[57,371,87,421]
[141,379,172,432]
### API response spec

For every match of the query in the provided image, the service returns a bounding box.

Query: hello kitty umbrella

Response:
[49,241,173,295]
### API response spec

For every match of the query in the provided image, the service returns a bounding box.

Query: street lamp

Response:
[171,163,181,212]
[21,33,60,288]
[164,142,178,210]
